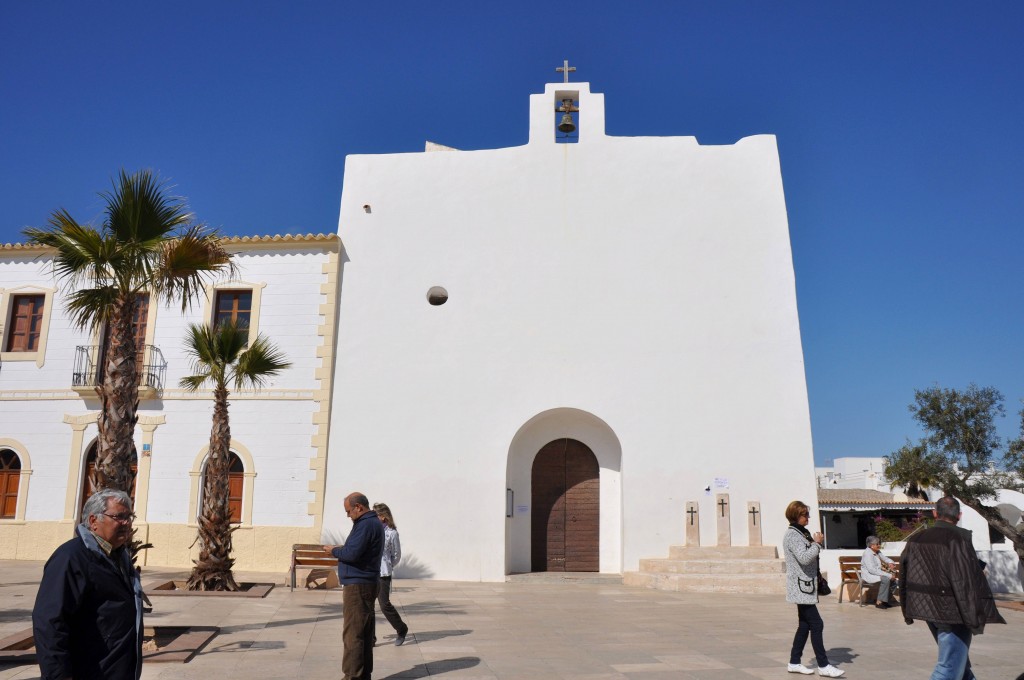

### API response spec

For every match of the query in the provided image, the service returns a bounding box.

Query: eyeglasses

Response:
[101,512,136,524]
[798,512,810,518]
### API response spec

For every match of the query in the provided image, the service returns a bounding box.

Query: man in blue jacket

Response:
[323,491,385,680]
[32,489,144,680]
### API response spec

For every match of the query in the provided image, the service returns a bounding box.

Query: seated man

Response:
[861,535,896,608]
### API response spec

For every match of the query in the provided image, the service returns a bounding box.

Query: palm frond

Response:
[181,323,225,385]
[233,334,291,391]
[103,169,192,245]
[64,286,119,330]
[24,215,109,286]
[154,225,236,310]
[214,321,250,365]
[179,373,212,392]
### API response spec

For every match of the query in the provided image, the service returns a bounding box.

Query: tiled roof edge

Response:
[1,232,340,251]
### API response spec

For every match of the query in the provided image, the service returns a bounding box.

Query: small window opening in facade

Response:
[554,91,579,144]
[427,286,448,306]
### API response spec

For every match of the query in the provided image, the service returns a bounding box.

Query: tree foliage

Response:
[24,170,234,493]
[891,384,1024,568]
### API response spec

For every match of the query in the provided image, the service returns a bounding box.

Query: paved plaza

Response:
[1,560,1021,679]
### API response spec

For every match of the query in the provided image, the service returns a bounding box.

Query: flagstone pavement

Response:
[1,560,1021,679]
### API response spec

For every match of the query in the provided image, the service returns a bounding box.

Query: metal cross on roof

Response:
[556,59,576,83]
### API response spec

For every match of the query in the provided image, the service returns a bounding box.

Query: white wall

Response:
[325,82,818,581]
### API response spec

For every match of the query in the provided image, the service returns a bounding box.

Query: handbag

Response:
[817,571,831,596]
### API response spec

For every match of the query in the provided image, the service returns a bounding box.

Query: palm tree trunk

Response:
[94,294,139,493]
[187,384,239,591]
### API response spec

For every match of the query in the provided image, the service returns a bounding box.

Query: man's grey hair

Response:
[82,489,133,519]
[865,535,881,547]
[935,496,960,522]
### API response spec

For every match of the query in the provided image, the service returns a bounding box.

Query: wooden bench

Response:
[837,554,900,605]
[290,544,339,591]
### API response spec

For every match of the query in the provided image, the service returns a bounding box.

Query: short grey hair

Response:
[865,535,881,547]
[82,489,133,519]
[935,496,960,522]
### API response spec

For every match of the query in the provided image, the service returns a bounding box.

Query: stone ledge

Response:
[145,580,274,598]
[0,625,219,665]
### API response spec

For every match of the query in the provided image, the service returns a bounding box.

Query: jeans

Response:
[342,582,380,680]
[377,575,408,636]
[927,623,974,680]
[790,604,829,667]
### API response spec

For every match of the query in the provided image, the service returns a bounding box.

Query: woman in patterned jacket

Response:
[783,500,844,677]
[373,503,410,646]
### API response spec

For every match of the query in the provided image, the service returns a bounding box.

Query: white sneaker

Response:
[787,664,814,675]
[817,665,845,678]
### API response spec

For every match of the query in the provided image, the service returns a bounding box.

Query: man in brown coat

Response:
[900,496,1005,680]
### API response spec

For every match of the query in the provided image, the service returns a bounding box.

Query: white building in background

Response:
[815,456,893,492]
[0,234,340,571]
[323,80,819,581]
[814,456,1024,592]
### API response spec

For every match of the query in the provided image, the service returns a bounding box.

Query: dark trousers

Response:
[343,582,379,680]
[377,576,408,636]
[790,603,830,667]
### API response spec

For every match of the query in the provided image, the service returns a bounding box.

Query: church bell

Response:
[557,112,576,134]
[557,97,577,134]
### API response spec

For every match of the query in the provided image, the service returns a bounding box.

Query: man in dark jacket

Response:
[900,496,1005,680]
[32,489,144,680]
[323,491,385,680]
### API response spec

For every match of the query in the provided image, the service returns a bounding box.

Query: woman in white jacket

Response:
[373,503,409,646]
[783,500,844,677]
[860,535,896,608]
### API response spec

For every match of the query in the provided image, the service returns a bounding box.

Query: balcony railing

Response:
[73,345,167,394]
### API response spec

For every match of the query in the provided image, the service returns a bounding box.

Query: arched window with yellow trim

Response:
[0,449,21,519]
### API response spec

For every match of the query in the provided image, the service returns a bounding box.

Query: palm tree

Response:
[24,170,234,492]
[180,320,290,591]
[884,442,939,501]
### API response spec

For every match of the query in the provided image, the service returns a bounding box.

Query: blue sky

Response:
[2,2,1022,465]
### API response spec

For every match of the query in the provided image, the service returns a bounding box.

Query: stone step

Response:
[623,571,787,594]
[506,572,623,585]
[667,545,778,560]
[637,558,786,575]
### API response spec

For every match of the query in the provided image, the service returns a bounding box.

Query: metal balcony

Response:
[73,345,167,396]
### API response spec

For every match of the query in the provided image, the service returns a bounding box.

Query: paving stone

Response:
[1,560,1022,679]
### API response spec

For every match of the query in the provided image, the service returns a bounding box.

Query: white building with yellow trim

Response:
[0,234,339,571]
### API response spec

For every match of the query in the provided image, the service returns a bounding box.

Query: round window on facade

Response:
[427,286,448,306]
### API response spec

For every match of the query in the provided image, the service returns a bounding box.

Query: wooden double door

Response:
[531,438,599,572]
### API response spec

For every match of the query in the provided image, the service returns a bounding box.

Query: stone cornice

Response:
[1,233,340,253]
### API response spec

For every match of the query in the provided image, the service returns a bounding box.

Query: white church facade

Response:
[323,81,818,580]
[1,80,821,580]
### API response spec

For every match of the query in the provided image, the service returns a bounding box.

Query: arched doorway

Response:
[531,438,599,572]
[79,441,138,519]
[200,452,245,524]
[0,449,21,519]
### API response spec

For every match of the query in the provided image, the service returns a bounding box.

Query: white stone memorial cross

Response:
[747,501,762,546]
[716,493,731,546]
[685,501,700,546]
